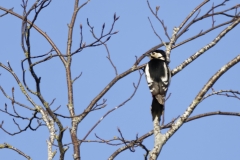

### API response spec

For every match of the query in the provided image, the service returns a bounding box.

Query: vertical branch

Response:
[67,1,88,56]
[165,27,179,63]
[65,1,89,160]
[66,0,89,116]
[21,1,67,159]
[148,117,165,160]
[66,0,79,159]
[212,3,216,27]
[37,106,57,160]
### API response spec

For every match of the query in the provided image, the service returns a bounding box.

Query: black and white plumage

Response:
[145,50,171,122]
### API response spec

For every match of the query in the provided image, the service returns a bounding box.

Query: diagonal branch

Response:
[104,43,118,76]
[172,17,240,76]
[178,0,210,31]
[157,0,211,63]
[80,71,143,144]
[0,143,31,160]
[79,18,240,127]
[0,62,37,107]
[109,110,240,160]
[0,6,65,64]
[0,86,34,110]
[162,54,240,155]
[77,64,145,123]
[148,17,164,43]
[146,0,170,40]
[202,89,240,101]
[172,18,235,49]
[0,7,13,17]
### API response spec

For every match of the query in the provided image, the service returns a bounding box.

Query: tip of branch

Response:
[113,31,119,34]
[87,18,90,26]
[106,36,111,41]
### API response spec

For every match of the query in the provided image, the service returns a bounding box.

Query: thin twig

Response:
[147,0,170,40]
[202,89,240,101]
[80,71,143,143]
[148,17,164,43]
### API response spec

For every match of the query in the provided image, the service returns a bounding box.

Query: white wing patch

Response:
[145,64,153,84]
[161,63,170,86]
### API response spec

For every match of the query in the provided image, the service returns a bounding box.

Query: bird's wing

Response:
[160,64,171,93]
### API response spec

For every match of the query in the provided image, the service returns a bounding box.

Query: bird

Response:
[144,50,171,123]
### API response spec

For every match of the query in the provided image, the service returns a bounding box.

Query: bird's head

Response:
[149,50,166,61]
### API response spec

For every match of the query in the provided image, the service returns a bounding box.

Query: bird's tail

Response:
[151,96,164,123]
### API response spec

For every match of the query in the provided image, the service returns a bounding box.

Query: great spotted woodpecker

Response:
[145,50,171,123]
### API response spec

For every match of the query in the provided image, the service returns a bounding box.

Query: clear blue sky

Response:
[0,0,240,159]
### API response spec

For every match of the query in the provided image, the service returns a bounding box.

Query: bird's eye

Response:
[152,52,155,55]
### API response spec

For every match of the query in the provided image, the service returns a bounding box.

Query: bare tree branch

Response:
[148,17,164,43]
[0,86,34,110]
[176,0,239,41]
[72,72,83,84]
[172,17,240,75]
[65,1,90,159]
[0,111,43,136]
[0,7,13,17]
[79,17,240,128]
[80,71,143,144]
[0,143,31,160]
[202,89,240,101]
[147,0,171,40]
[178,0,210,31]
[149,54,240,159]
[1,1,239,160]
[0,6,65,64]
[0,62,37,106]
[19,2,67,158]
[105,43,118,76]
[172,18,235,49]
[109,110,240,160]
